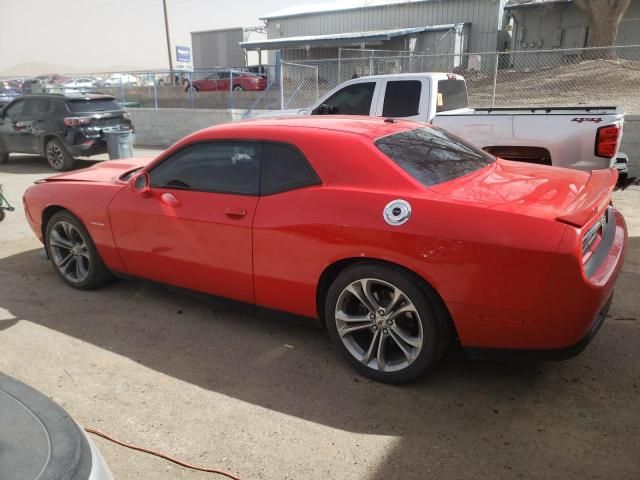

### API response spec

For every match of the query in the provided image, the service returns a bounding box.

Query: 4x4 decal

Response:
[572,117,603,123]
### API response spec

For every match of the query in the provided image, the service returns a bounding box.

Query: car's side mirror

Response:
[130,172,151,197]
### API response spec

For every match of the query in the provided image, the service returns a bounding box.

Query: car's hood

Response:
[430,159,617,227]
[40,157,154,184]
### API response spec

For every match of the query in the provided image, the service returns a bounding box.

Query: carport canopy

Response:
[239,23,465,50]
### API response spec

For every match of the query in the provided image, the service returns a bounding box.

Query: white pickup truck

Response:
[281,73,631,181]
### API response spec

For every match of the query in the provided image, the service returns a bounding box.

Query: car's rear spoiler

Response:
[556,168,618,227]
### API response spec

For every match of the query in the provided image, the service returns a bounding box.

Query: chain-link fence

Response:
[280,44,640,114]
[5,66,281,111]
[279,62,319,110]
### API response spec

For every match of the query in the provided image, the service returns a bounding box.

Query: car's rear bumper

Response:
[67,139,108,157]
[450,208,627,354]
[464,293,612,361]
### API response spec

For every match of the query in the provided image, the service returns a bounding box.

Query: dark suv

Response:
[0,93,133,171]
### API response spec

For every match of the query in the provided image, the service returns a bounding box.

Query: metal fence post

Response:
[230,69,234,111]
[315,66,319,104]
[189,71,194,109]
[120,76,125,106]
[279,62,284,110]
[491,52,499,108]
[337,47,342,84]
[152,71,158,109]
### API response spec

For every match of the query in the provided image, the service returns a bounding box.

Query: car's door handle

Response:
[225,207,247,218]
[160,192,180,207]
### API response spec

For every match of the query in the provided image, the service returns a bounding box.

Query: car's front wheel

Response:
[45,138,74,171]
[45,211,113,290]
[325,262,452,384]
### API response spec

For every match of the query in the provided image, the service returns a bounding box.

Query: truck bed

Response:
[438,106,623,116]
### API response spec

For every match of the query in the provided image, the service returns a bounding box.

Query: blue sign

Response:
[176,46,191,63]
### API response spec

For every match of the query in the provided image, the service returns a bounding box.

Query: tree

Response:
[573,0,632,59]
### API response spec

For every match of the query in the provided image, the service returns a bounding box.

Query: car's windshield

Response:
[375,127,495,187]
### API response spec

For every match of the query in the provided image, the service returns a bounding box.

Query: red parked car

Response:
[22,117,627,383]
[185,70,267,92]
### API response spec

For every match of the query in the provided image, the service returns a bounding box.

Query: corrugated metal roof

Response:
[240,24,463,50]
[504,0,571,9]
[262,0,434,20]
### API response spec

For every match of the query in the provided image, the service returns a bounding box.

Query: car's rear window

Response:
[436,79,468,112]
[375,127,495,187]
[67,99,120,112]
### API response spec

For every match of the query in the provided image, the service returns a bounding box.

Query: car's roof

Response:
[200,115,424,140]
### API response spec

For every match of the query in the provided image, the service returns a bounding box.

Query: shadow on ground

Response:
[0,239,638,479]
[0,154,100,175]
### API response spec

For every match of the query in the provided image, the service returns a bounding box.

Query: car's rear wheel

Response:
[325,262,451,384]
[45,211,113,290]
[233,85,244,92]
[45,139,75,171]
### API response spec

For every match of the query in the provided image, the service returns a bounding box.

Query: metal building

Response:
[505,0,640,53]
[241,0,510,61]
[191,27,246,71]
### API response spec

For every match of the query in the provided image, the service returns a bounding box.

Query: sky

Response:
[0,0,334,75]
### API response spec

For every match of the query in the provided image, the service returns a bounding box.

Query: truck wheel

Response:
[46,139,75,171]
[325,262,452,384]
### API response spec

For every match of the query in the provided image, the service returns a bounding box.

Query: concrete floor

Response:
[0,152,639,480]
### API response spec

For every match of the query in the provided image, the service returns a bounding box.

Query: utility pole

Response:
[162,0,174,82]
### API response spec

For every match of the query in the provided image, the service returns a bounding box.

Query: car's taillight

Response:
[581,210,607,263]
[63,116,91,126]
[595,124,620,158]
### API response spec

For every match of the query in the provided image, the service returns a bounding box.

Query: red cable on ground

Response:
[84,427,243,480]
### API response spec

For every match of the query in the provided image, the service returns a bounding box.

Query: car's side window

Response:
[150,142,261,195]
[52,100,68,114]
[260,143,320,195]
[24,99,49,117]
[382,80,422,118]
[314,82,376,115]
[4,100,26,118]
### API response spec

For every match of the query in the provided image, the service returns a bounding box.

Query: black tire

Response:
[0,151,8,164]
[45,138,75,171]
[45,211,113,290]
[325,262,452,384]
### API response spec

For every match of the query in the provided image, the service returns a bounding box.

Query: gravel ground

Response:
[468,58,640,113]
[0,152,639,480]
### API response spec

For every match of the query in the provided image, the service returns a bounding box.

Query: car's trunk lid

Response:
[430,159,617,227]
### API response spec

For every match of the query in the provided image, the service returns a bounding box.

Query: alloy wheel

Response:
[335,278,424,373]
[48,221,91,283]
[46,143,65,169]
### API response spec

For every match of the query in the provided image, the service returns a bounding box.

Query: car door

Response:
[0,99,29,153]
[19,98,49,153]
[108,141,261,303]
[310,81,379,116]
[199,73,219,91]
[216,71,231,91]
[373,78,429,122]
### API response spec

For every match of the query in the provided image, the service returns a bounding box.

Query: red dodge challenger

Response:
[23,117,627,383]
